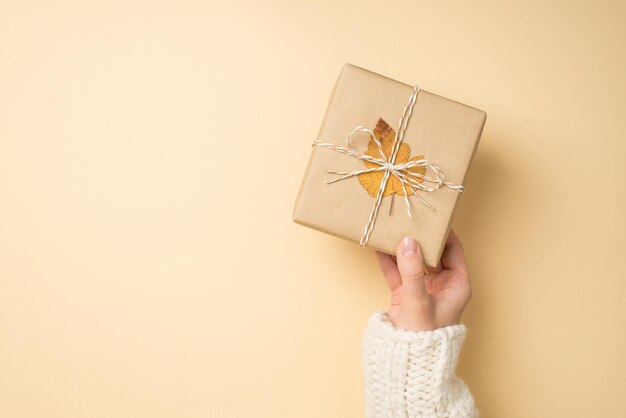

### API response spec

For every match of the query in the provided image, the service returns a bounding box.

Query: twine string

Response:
[311,85,464,247]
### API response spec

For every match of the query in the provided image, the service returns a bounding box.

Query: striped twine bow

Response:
[311,86,464,247]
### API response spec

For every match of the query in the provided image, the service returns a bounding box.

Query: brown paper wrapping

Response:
[292,64,487,267]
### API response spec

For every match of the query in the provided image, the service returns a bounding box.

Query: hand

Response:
[374,229,472,331]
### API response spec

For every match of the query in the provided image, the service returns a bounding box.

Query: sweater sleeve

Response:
[361,310,479,418]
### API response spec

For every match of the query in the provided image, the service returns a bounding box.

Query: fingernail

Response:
[402,237,417,257]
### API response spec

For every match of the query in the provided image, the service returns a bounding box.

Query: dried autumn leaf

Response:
[357,118,426,197]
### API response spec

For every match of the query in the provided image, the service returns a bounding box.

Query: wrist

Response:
[387,302,437,331]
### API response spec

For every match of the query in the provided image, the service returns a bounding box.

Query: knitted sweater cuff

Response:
[361,310,478,418]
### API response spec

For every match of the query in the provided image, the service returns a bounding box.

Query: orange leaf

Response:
[357,118,426,197]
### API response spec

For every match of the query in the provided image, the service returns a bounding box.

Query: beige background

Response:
[1,1,625,417]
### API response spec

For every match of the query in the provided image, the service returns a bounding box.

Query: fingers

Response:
[375,251,402,291]
[427,260,444,275]
[396,237,429,301]
[441,229,468,273]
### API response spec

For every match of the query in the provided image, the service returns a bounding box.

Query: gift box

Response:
[292,63,487,267]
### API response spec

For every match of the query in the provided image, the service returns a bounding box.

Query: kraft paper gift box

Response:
[292,63,487,267]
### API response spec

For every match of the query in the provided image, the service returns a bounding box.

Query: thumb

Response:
[397,237,429,301]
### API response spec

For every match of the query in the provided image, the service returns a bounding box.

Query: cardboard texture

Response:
[293,64,487,267]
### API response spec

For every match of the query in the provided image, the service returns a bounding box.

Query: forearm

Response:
[361,310,478,418]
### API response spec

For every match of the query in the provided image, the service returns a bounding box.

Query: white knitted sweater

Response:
[362,310,478,418]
